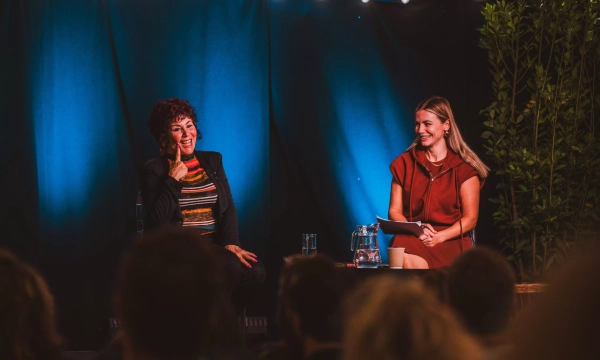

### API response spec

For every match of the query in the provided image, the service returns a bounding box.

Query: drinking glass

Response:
[302,234,317,256]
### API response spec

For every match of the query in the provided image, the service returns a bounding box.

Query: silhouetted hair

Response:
[511,245,600,360]
[0,249,62,360]
[277,255,348,343]
[421,268,449,303]
[148,98,201,154]
[408,96,489,178]
[115,228,236,359]
[344,276,481,360]
[447,247,516,335]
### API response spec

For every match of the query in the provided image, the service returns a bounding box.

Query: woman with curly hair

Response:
[0,249,63,360]
[140,98,265,311]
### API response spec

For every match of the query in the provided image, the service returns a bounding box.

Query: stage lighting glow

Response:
[28,0,269,247]
[321,57,414,262]
[171,2,269,225]
[402,0,410,4]
[362,0,370,4]
[31,3,124,227]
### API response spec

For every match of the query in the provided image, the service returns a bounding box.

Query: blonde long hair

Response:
[343,276,482,360]
[407,96,489,178]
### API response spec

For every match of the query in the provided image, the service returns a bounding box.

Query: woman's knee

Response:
[404,254,429,269]
[210,245,242,289]
[252,260,266,283]
[232,260,265,310]
[241,260,266,287]
[221,248,243,270]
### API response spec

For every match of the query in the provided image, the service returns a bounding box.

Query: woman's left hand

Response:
[225,245,258,269]
[419,224,444,247]
[422,233,444,248]
[421,223,437,237]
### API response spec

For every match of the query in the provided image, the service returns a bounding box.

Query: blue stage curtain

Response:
[1,0,269,348]
[1,0,491,349]
[267,0,491,263]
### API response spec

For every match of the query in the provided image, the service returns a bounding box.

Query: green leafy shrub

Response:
[479,0,600,281]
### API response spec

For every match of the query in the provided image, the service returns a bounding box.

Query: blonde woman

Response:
[388,96,489,269]
[343,276,482,360]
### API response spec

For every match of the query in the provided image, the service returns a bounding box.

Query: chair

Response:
[136,191,144,239]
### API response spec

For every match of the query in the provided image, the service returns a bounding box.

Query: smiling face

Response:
[415,109,449,148]
[165,117,197,156]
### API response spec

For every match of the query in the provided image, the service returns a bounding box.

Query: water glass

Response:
[302,234,317,256]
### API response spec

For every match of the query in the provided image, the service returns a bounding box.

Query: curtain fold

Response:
[0,0,492,349]
[1,0,270,349]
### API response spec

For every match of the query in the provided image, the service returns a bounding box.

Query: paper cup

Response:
[388,247,405,269]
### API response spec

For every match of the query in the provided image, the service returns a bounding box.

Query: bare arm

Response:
[426,176,480,246]
[388,179,408,221]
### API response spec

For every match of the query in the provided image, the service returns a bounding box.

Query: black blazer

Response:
[139,150,240,246]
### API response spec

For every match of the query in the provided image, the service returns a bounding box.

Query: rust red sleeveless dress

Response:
[389,147,483,268]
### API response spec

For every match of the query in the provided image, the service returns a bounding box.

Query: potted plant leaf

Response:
[478,0,600,283]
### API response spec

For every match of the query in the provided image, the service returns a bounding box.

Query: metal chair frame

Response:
[136,191,144,239]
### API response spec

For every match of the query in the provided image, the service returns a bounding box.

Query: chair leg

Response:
[238,307,246,350]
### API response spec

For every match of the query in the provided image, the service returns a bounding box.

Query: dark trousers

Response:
[207,243,266,312]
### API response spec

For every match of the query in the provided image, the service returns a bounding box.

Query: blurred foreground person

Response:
[510,245,600,360]
[0,249,63,360]
[114,228,240,360]
[421,268,449,303]
[262,255,349,360]
[343,276,481,360]
[448,247,516,358]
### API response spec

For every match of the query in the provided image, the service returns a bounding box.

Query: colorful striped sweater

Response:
[179,154,218,234]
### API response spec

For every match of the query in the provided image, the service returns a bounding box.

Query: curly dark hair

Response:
[148,98,202,154]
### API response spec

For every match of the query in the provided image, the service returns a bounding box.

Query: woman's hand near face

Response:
[168,145,188,181]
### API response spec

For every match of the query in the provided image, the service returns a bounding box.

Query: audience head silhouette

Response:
[421,268,449,303]
[0,249,62,360]
[343,275,481,360]
[277,254,349,359]
[448,247,516,337]
[511,244,600,360]
[115,228,237,360]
